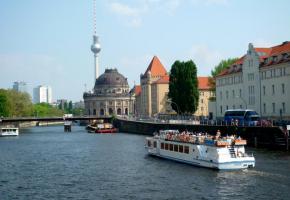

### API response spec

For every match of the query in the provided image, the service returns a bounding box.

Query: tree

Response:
[168,60,199,114]
[68,101,73,113]
[209,58,238,91]
[0,90,10,117]
[33,103,64,117]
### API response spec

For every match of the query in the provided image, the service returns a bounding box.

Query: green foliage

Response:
[168,60,199,114]
[0,89,33,117]
[0,89,11,117]
[33,103,64,117]
[209,58,238,91]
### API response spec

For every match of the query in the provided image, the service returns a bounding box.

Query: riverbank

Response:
[114,118,289,150]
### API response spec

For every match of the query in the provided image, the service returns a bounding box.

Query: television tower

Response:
[91,0,101,83]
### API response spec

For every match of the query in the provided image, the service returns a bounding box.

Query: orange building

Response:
[136,56,214,117]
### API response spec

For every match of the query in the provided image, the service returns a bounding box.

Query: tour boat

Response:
[145,130,255,170]
[86,123,118,134]
[0,127,19,136]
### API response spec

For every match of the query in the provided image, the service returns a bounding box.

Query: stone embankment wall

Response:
[114,118,288,149]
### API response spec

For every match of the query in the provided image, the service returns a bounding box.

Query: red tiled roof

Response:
[269,41,290,56]
[134,85,141,96]
[144,56,167,77]
[217,42,290,77]
[153,75,169,84]
[198,77,210,90]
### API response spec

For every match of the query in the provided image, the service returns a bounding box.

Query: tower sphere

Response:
[91,35,101,54]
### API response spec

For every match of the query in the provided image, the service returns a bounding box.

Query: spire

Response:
[91,0,101,83]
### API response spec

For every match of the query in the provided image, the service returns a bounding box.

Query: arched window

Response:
[100,109,104,116]
[125,108,128,115]
[109,108,113,115]
[117,108,122,115]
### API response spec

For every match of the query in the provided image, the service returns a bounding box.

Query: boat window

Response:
[184,146,189,154]
[174,145,178,152]
[165,143,168,150]
[169,144,173,151]
[147,140,151,147]
[179,145,183,153]
[161,143,164,149]
[153,141,157,148]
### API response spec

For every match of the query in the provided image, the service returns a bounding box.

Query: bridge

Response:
[0,116,112,123]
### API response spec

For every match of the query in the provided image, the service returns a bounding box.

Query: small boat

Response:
[86,122,118,134]
[145,130,255,170]
[0,127,19,136]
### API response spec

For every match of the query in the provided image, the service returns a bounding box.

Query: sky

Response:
[0,0,290,102]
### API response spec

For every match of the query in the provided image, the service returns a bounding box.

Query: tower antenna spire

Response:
[91,0,101,85]
[93,0,96,35]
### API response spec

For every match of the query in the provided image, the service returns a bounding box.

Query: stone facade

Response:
[137,56,214,118]
[83,69,134,116]
[215,41,290,119]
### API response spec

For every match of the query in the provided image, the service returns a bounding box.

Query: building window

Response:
[272,85,275,95]
[272,103,275,113]
[201,99,204,103]
[125,108,128,115]
[220,106,222,114]
[282,102,285,113]
[226,91,228,99]
[109,108,113,115]
[169,144,173,151]
[220,91,222,100]
[100,109,104,116]
[161,143,164,149]
[93,109,96,115]
[263,86,266,96]
[282,83,285,94]
[165,143,168,150]
[239,89,242,97]
[117,108,122,115]
[263,103,266,114]
[226,105,228,110]
[232,90,235,98]
[240,105,242,109]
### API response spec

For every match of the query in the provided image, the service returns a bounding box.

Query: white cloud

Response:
[191,0,229,6]
[108,0,181,27]
[187,44,224,75]
[109,2,144,27]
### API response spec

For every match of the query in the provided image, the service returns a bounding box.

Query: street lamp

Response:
[236,95,247,109]
[166,100,180,115]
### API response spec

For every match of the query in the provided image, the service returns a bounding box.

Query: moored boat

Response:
[0,127,19,136]
[86,122,118,134]
[145,130,255,170]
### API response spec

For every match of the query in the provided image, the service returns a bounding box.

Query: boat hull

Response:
[95,128,118,133]
[147,149,255,170]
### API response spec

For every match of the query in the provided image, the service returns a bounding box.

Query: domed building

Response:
[83,68,134,116]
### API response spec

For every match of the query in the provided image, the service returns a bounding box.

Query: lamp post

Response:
[166,100,180,116]
[236,95,247,109]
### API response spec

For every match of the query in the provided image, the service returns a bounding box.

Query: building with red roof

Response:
[137,56,214,117]
[215,41,290,119]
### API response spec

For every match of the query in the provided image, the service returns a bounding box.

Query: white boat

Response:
[145,130,255,170]
[0,127,19,136]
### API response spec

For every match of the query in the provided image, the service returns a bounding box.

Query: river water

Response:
[0,126,289,200]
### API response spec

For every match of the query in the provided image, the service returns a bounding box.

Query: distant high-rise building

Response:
[12,81,27,93]
[33,85,52,104]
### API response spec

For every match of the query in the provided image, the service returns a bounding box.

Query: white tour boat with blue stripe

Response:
[145,130,255,170]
